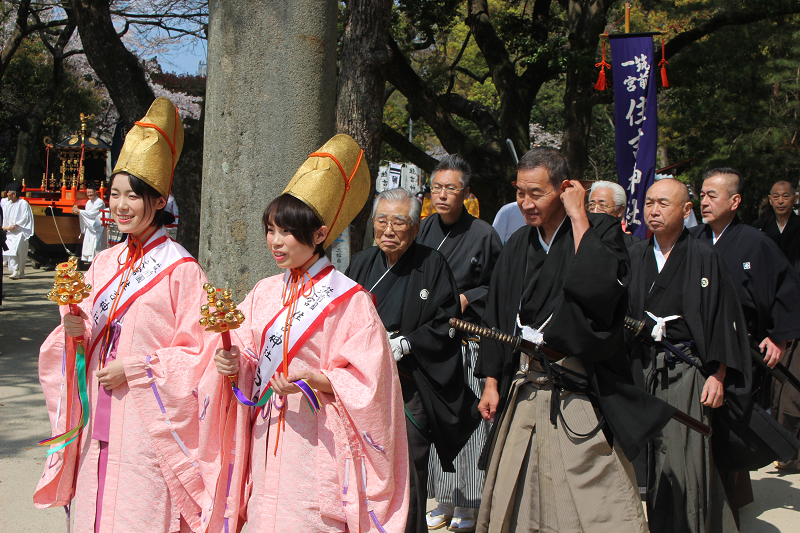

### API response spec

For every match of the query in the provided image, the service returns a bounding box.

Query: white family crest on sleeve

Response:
[419,289,429,300]
[700,277,709,288]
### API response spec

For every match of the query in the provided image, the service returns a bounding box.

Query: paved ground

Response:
[1,261,799,532]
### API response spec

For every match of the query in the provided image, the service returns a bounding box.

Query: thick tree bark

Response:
[335,0,393,254]
[70,0,154,127]
[11,18,77,183]
[172,107,203,257]
[560,0,612,180]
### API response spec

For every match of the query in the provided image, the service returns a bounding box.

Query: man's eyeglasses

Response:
[431,184,464,195]
[374,217,410,232]
[587,201,618,211]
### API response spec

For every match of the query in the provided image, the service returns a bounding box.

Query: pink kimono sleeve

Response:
[320,289,410,533]
[120,261,217,530]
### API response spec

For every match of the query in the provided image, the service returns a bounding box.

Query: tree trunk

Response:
[561,70,595,180]
[199,0,338,298]
[0,0,32,85]
[70,0,155,127]
[12,19,77,184]
[172,105,204,258]
[335,0,393,255]
[560,0,610,180]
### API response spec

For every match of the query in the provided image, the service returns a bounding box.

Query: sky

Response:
[157,40,208,75]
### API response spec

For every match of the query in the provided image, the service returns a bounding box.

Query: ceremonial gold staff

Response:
[199,284,245,381]
[39,256,92,454]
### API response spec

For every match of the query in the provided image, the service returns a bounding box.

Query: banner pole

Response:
[625,3,631,33]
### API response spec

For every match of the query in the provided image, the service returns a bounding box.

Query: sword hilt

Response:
[624,316,647,337]
[449,318,520,349]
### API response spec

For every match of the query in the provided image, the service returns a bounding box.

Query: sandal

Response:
[774,459,796,470]
[448,516,476,532]
[426,509,453,530]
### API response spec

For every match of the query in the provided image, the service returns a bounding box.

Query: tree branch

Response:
[659,5,800,62]
[386,37,479,156]
[454,66,490,84]
[381,123,438,173]
[440,93,501,146]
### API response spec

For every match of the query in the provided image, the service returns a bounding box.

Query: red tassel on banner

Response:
[595,39,611,91]
[659,37,669,88]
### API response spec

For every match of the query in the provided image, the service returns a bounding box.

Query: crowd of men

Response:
[3,146,800,531]
[360,149,800,533]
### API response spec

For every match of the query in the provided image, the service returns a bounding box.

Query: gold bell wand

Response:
[199,283,246,369]
[39,256,92,454]
[47,256,92,341]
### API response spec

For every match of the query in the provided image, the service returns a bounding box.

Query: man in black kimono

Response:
[627,178,751,533]
[417,154,502,530]
[474,147,673,533]
[691,168,800,393]
[748,179,800,469]
[690,168,800,513]
[752,180,800,271]
[346,187,479,533]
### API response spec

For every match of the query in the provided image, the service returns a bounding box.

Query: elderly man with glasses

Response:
[346,188,480,533]
[587,180,641,248]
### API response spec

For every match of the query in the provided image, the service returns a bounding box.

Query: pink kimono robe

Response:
[199,262,410,532]
[35,228,217,532]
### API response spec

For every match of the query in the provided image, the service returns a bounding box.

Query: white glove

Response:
[389,336,411,362]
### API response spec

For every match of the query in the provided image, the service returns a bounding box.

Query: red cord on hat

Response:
[309,149,364,234]
[134,107,179,196]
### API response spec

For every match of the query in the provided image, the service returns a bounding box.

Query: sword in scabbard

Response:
[748,339,800,394]
[450,317,713,438]
[624,315,800,395]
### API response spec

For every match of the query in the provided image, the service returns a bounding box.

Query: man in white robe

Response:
[2,181,34,279]
[72,185,106,262]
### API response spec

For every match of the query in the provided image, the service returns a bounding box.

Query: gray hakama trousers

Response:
[427,340,489,507]
[644,348,729,533]
[476,357,646,533]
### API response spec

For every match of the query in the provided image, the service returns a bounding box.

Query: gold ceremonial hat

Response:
[112,97,184,198]
[283,133,370,249]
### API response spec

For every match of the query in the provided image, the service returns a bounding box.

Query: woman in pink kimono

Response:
[201,134,410,533]
[35,98,216,532]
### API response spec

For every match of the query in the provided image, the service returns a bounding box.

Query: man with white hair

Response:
[588,180,641,248]
[346,188,480,533]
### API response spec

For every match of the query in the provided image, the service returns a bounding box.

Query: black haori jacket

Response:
[628,230,800,470]
[346,242,480,470]
[475,213,675,467]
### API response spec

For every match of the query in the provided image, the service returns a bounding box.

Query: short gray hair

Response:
[589,181,627,207]
[432,154,472,189]
[371,188,421,226]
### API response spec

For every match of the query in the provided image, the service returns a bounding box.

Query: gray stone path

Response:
[1,261,798,531]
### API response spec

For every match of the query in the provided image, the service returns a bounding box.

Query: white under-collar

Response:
[282,255,330,284]
[653,237,669,272]
[538,216,567,254]
[712,220,732,245]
